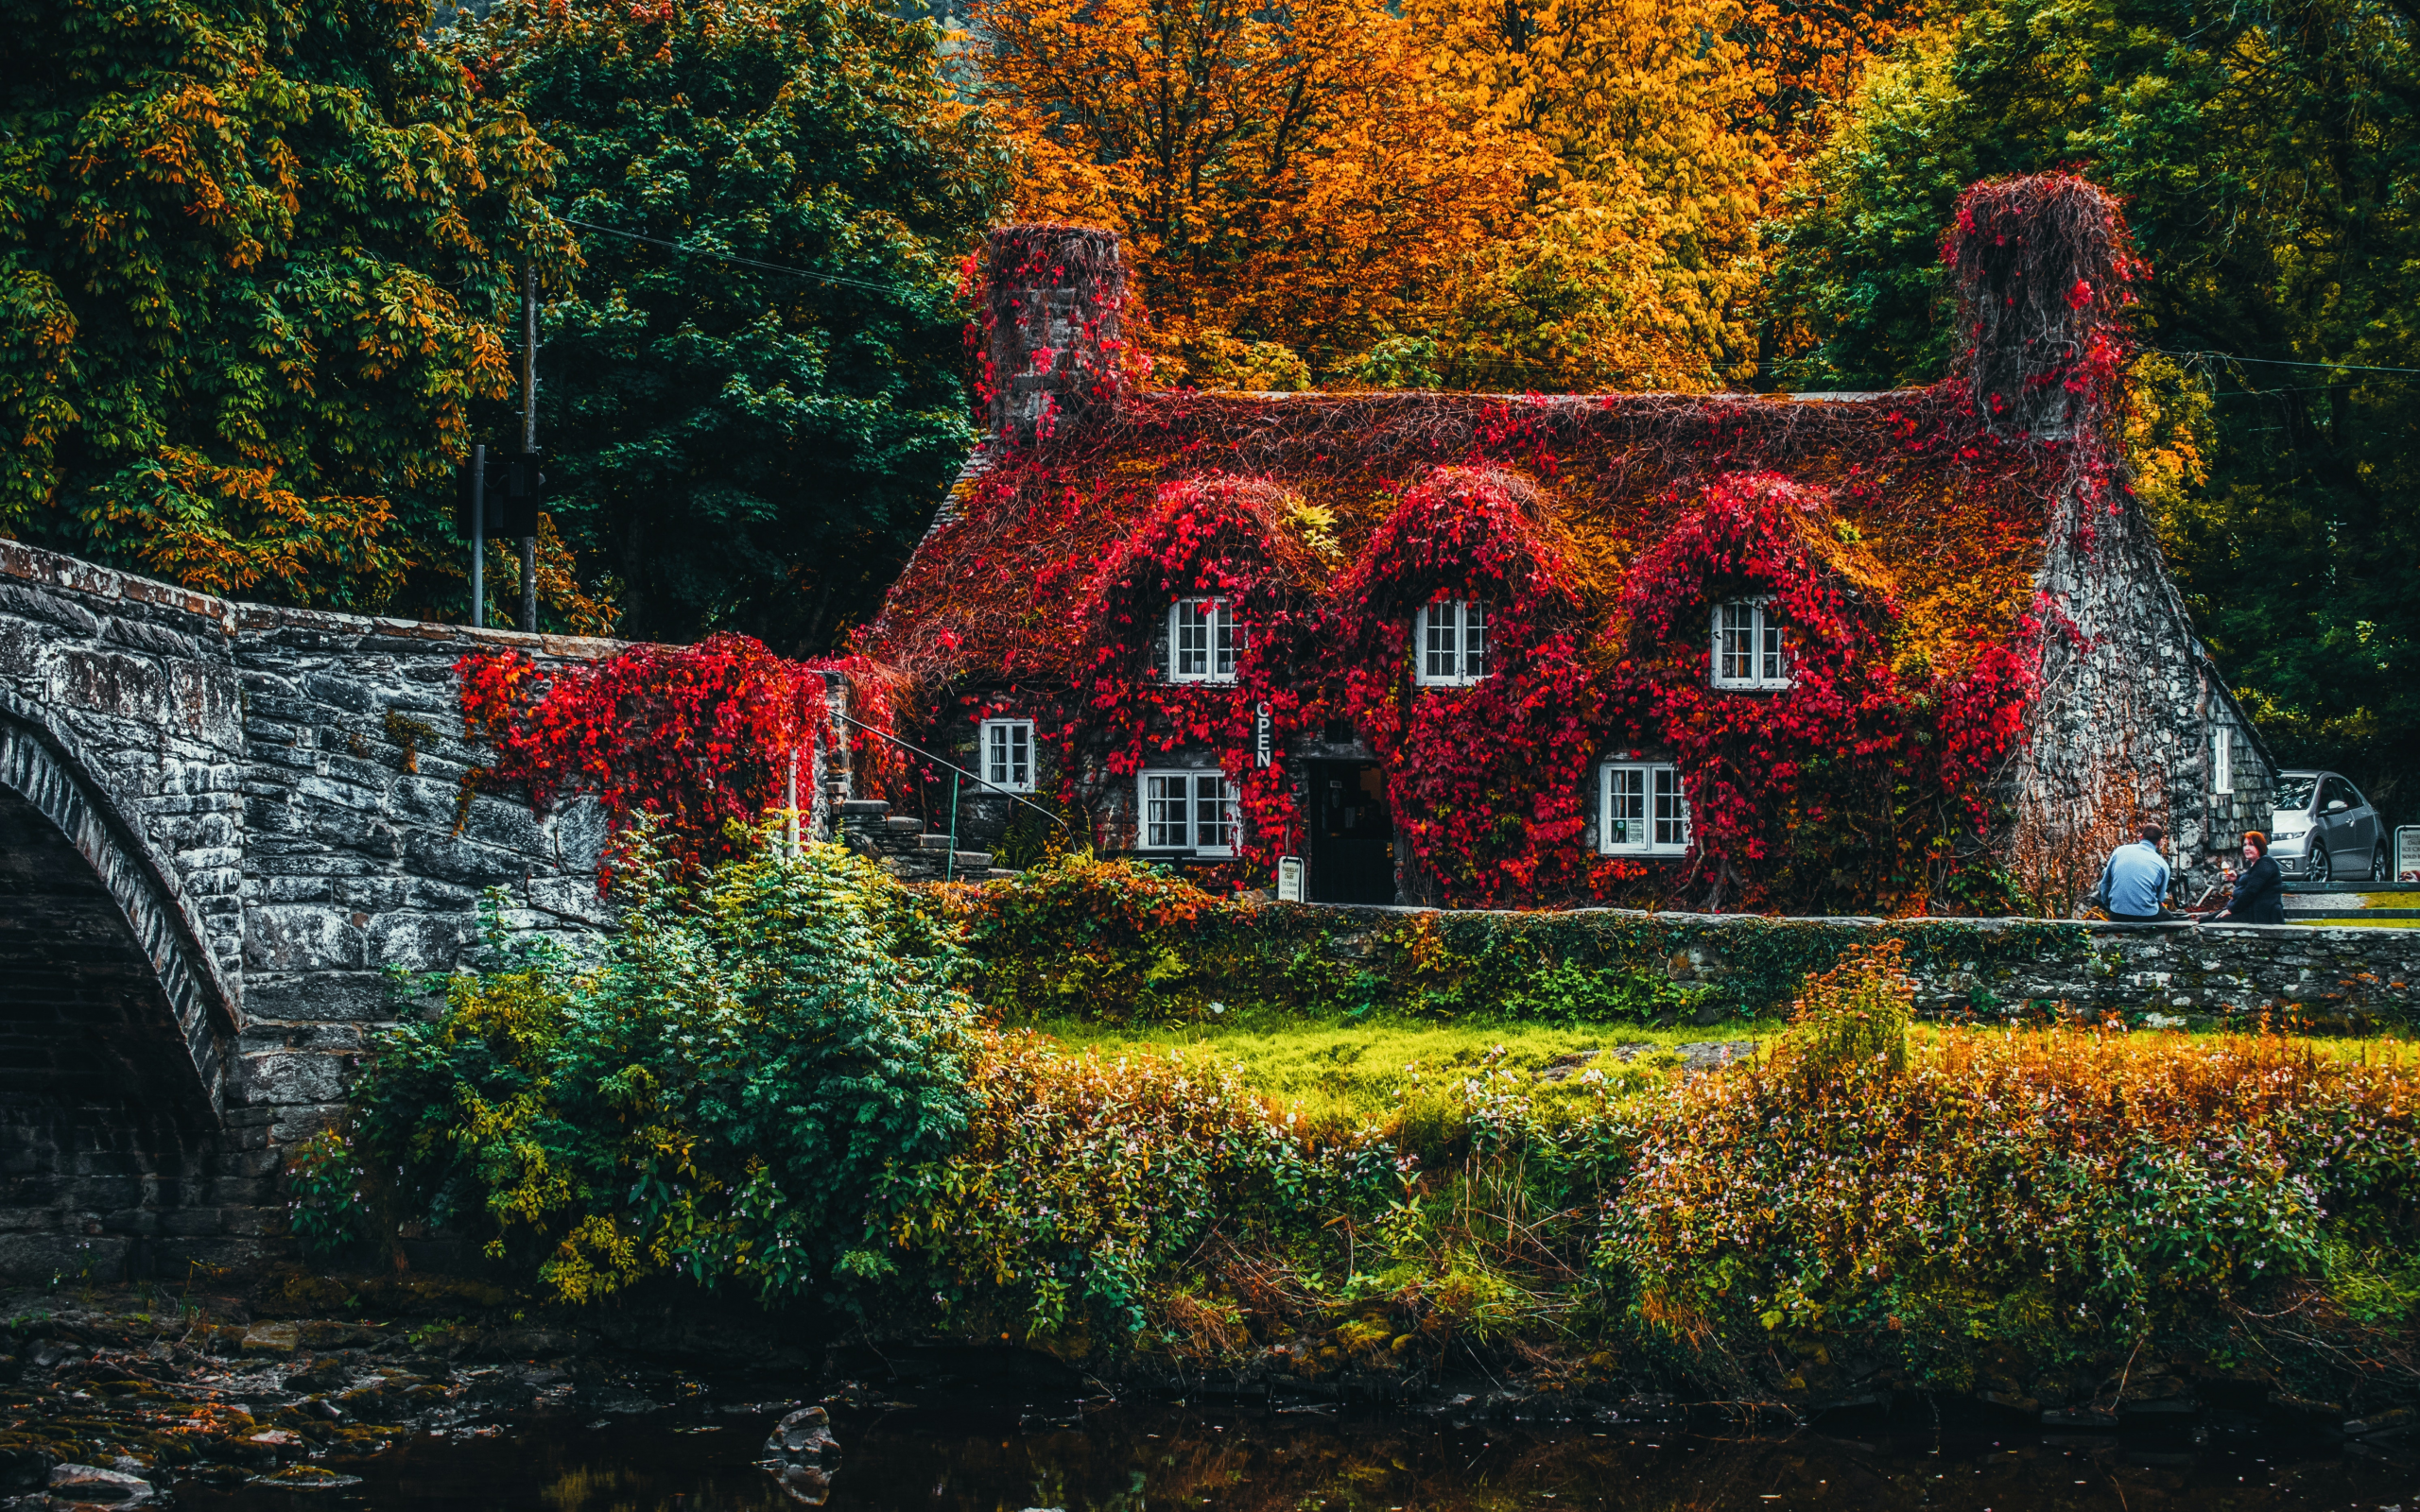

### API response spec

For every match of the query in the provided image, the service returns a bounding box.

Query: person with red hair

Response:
[2209,832,2287,924]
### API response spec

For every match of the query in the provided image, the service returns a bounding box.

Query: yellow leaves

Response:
[981,0,1911,387]
[2124,352,2217,556]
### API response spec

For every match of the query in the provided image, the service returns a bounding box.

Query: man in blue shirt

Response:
[2096,823,2171,921]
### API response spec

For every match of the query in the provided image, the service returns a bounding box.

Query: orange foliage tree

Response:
[971,0,1542,383]
[978,0,1925,391]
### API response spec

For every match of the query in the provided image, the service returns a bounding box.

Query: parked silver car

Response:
[2267,769,2388,883]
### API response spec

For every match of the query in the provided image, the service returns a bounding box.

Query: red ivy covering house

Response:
[845,176,2281,916]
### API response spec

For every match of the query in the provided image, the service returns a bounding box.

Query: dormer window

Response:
[1169,597,1238,683]
[1415,600,1486,686]
[1712,599,1790,690]
[1601,761,1690,856]
[979,717,1034,793]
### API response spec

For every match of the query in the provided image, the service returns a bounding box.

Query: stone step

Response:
[916,832,956,851]
[838,798,890,817]
[983,868,1019,882]
[881,816,925,834]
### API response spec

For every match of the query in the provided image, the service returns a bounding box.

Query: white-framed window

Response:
[1600,762,1690,856]
[1168,597,1239,683]
[2212,726,2234,796]
[1415,599,1487,686]
[1139,769,1238,856]
[1711,599,1791,690]
[979,718,1034,793]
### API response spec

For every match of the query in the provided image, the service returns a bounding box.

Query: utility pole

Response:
[469,444,486,628]
[520,261,539,634]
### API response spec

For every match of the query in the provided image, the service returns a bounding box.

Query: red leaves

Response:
[1337,467,1604,905]
[456,636,903,884]
[1603,472,2034,913]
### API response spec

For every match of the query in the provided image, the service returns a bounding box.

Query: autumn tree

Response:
[1410,0,1786,388]
[973,0,1542,384]
[0,0,562,606]
[459,0,1007,647]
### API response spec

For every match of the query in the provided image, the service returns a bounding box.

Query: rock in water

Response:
[48,1462,157,1504]
[765,1404,838,1460]
[772,1464,831,1505]
[764,1404,839,1504]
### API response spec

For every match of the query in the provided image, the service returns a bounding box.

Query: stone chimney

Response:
[1945,174,2133,444]
[985,224,1124,443]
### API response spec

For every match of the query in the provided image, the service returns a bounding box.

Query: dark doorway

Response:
[1308,762,1395,903]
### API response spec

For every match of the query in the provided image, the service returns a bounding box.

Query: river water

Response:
[168,1383,2420,1512]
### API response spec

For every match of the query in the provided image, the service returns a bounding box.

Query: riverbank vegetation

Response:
[298,840,2420,1411]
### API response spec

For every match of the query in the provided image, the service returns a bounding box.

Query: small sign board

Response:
[1276,855,1305,902]
[1254,701,1274,768]
[2399,825,2420,881]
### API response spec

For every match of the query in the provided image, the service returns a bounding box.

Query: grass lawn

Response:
[996,1007,1777,1129]
[997,1008,2420,1133]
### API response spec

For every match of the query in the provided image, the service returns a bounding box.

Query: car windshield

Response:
[2275,775,2319,812]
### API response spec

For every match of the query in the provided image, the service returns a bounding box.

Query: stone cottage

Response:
[859,176,2277,914]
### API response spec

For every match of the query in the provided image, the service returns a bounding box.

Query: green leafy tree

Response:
[1768,1,2420,828]
[0,0,561,606]
[456,0,1009,648]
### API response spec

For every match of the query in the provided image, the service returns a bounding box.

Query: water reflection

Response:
[180,1389,2419,1512]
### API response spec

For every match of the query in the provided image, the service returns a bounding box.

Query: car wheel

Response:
[2309,844,2331,885]
[2376,845,2391,883]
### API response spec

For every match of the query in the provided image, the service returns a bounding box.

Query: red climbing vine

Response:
[456,636,911,879]
[1333,466,1618,905]
[1603,472,2034,913]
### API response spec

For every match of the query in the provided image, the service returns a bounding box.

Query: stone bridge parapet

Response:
[1,541,627,1277]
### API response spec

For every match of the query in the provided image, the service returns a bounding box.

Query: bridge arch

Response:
[0,687,236,1123]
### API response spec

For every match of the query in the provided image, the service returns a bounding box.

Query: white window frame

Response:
[1711,598,1791,690]
[1137,769,1238,857]
[1167,597,1239,684]
[1414,599,1488,687]
[1599,762,1691,856]
[978,717,1035,794]
[2212,726,2233,796]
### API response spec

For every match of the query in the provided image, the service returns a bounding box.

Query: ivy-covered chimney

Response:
[985,224,1125,443]
[1946,174,2137,444]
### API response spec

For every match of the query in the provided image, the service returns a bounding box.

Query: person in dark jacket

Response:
[2209,832,2286,924]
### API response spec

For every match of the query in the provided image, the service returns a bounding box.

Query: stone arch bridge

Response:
[0,541,629,1279]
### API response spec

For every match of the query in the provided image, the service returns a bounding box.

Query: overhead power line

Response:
[2154,347,2420,377]
[562,217,949,301]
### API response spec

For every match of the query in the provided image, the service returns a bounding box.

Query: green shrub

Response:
[328,824,977,1308]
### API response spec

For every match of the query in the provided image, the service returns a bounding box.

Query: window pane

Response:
[1464,601,1486,679]
[1423,605,1447,679]
[1196,775,1231,850]
[1757,607,1784,684]
[2212,730,2229,794]
[1010,724,1029,788]
[1606,766,1645,847]
[1214,600,1236,679]
[1719,603,1752,681]
[1176,602,1206,677]
[1146,775,1184,848]
[1653,766,1686,848]
[984,724,1005,786]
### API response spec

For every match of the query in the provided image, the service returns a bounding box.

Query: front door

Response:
[1308,762,1395,904]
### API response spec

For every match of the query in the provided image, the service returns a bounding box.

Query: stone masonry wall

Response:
[0,541,631,1276]
[1288,904,2418,1022]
